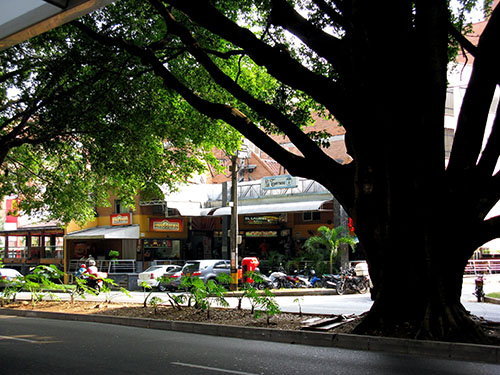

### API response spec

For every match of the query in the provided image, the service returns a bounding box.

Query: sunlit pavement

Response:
[9,274,500,321]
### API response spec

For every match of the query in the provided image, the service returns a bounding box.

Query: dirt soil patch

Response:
[1,300,361,333]
[2,300,500,344]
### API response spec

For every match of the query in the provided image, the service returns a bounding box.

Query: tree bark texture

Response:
[74,0,500,342]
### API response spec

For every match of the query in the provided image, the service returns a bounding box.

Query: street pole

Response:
[230,153,239,291]
[221,182,229,259]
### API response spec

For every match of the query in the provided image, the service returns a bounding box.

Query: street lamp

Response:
[229,146,250,291]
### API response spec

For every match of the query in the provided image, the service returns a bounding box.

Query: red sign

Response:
[111,213,132,226]
[149,218,183,232]
[5,199,19,224]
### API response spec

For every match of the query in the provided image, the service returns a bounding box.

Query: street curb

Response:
[485,296,500,305]
[0,308,498,365]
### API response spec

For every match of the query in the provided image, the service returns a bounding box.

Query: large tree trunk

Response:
[349,173,490,343]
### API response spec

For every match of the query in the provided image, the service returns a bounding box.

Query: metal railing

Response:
[465,259,500,275]
[69,259,136,274]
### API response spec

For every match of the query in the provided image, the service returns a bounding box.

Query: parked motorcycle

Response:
[308,270,323,288]
[291,269,313,288]
[335,267,371,295]
[473,274,485,302]
[248,268,275,290]
[320,273,343,289]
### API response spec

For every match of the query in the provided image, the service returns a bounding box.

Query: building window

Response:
[7,236,27,258]
[445,88,454,116]
[44,236,64,259]
[303,211,321,221]
[115,200,129,214]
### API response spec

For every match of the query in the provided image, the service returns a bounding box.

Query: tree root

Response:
[353,302,498,345]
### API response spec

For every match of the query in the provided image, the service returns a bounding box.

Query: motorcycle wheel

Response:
[336,281,346,295]
[357,280,369,294]
[254,282,266,290]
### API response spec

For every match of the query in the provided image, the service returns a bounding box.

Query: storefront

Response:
[65,218,140,264]
[140,218,186,264]
[0,224,64,273]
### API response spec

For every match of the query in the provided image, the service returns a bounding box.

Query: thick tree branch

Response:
[150,0,347,179]
[476,106,500,179]
[269,0,344,71]
[447,20,478,58]
[71,20,317,178]
[447,7,500,179]
[479,214,500,244]
[166,0,349,123]
[311,0,348,30]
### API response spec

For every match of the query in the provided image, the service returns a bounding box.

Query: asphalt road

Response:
[1,316,499,374]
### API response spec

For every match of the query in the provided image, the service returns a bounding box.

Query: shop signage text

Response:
[244,215,286,225]
[245,231,278,237]
[150,218,183,232]
[111,213,132,226]
[261,175,297,190]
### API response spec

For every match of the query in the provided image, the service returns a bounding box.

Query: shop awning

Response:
[166,201,205,216]
[65,225,139,240]
[211,200,332,216]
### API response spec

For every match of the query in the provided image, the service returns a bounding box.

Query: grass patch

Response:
[486,292,500,299]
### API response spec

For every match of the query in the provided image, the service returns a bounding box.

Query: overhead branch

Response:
[480,215,500,244]
[203,48,246,59]
[447,20,478,58]
[476,106,500,179]
[311,0,348,30]
[269,0,344,70]
[447,7,500,181]
[166,0,348,122]
[149,0,346,178]
[71,20,317,177]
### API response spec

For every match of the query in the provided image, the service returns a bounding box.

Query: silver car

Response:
[181,259,231,284]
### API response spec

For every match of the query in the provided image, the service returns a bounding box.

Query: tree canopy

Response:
[0,21,240,224]
[1,0,499,342]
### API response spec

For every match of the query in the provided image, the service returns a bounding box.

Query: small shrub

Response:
[149,296,163,314]
[254,289,281,325]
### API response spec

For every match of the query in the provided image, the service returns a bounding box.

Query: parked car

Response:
[182,259,231,283]
[166,259,231,290]
[0,268,23,290]
[158,270,183,292]
[137,264,182,290]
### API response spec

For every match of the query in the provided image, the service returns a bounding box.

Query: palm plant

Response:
[304,226,357,274]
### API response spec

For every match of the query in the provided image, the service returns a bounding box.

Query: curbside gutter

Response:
[0,308,498,365]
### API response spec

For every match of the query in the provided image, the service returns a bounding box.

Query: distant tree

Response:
[0,26,239,224]
[304,226,356,274]
[3,0,499,343]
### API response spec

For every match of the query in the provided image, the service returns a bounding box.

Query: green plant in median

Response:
[100,277,131,304]
[139,280,154,308]
[180,274,229,319]
[0,274,23,306]
[23,265,65,308]
[294,297,304,317]
[254,289,281,326]
[149,296,163,314]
